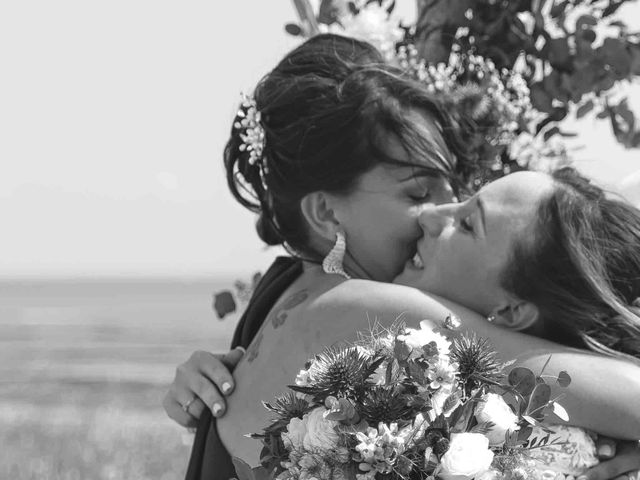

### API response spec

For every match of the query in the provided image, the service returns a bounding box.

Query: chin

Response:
[394,264,425,288]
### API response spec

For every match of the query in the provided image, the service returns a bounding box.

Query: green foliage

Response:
[420,0,640,149]
[296,0,640,174]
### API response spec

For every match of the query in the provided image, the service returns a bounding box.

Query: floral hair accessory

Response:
[234,93,267,170]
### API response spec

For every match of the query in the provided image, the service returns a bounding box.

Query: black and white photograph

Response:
[3,1,640,479]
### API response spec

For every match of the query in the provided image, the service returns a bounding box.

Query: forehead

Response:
[378,109,450,165]
[479,172,554,235]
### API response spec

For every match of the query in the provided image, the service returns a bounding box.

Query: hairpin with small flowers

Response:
[234,93,267,173]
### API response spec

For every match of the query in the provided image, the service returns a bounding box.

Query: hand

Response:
[162,347,245,428]
[581,440,640,480]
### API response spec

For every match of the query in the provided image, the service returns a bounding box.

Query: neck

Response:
[342,253,373,280]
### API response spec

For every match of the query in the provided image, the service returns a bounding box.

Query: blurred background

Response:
[1,1,639,479]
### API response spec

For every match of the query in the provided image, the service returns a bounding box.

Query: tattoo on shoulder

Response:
[246,332,263,363]
[247,290,309,363]
[271,289,309,329]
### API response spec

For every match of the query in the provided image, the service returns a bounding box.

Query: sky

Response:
[1,1,639,279]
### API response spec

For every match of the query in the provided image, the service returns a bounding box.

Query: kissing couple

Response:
[163,34,640,480]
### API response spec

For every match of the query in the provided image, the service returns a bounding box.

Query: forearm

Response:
[517,351,640,440]
[438,298,640,439]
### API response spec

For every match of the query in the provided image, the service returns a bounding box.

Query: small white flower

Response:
[295,368,313,387]
[475,393,520,447]
[427,358,459,390]
[332,1,404,61]
[397,320,452,359]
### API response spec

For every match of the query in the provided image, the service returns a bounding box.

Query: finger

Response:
[184,369,227,417]
[596,436,618,460]
[221,346,246,371]
[183,396,206,420]
[581,457,640,480]
[196,351,238,397]
[162,391,198,428]
[612,475,629,480]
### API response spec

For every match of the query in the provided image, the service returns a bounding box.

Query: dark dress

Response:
[184,256,304,480]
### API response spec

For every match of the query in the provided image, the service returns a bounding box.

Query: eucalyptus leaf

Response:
[232,457,258,480]
[527,383,551,420]
[552,401,570,422]
[557,370,571,387]
[508,366,537,397]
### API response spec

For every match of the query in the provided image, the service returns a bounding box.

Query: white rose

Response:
[475,393,519,447]
[282,416,307,450]
[439,433,495,480]
[476,470,500,480]
[302,407,340,451]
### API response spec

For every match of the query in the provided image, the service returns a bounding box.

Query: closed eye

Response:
[408,189,431,202]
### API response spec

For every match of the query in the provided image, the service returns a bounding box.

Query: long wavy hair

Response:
[501,167,640,361]
[225,34,473,258]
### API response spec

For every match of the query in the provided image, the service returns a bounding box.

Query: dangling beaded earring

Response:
[322,231,351,279]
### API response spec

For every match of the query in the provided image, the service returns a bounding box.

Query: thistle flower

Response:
[359,385,414,425]
[263,392,312,429]
[450,334,506,393]
[290,347,383,401]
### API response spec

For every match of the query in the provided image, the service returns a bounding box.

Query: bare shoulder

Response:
[301,280,481,343]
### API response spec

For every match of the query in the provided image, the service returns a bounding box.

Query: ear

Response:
[299,191,339,242]
[491,300,540,332]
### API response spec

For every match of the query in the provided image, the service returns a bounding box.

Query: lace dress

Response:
[527,425,599,479]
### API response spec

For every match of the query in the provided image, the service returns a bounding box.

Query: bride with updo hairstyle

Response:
[225,34,471,263]
[165,34,640,480]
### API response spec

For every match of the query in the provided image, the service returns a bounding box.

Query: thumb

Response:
[221,346,246,371]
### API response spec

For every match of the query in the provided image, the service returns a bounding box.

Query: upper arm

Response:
[307,282,640,439]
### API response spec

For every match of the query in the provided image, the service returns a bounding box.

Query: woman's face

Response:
[330,110,456,282]
[394,171,555,315]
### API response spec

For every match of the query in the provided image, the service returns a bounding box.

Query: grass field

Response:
[1,279,238,480]
[0,381,191,480]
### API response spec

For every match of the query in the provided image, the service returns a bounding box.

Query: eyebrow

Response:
[476,195,487,235]
[398,169,444,182]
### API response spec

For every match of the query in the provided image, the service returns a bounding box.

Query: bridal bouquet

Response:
[232,320,572,480]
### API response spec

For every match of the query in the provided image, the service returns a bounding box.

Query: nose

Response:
[419,204,453,237]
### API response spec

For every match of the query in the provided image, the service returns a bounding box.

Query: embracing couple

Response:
[163,34,640,480]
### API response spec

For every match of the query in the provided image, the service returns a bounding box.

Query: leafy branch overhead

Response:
[292,0,640,152]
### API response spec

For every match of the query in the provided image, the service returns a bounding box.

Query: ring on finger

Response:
[182,395,198,414]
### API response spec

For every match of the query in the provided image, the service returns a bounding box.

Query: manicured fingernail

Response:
[577,475,587,480]
[235,346,246,354]
[221,382,233,394]
[212,403,223,416]
[598,444,613,457]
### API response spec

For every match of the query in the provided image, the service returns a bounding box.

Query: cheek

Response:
[346,201,421,277]
[427,235,476,289]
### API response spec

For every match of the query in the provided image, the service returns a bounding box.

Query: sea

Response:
[0,278,239,386]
